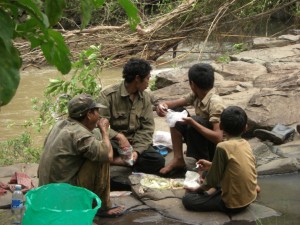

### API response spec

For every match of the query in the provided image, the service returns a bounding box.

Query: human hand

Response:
[196,159,212,171]
[181,117,194,125]
[116,133,131,149]
[97,118,110,133]
[132,151,138,163]
[156,103,168,117]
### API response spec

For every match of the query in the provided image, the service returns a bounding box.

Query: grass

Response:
[0,132,41,166]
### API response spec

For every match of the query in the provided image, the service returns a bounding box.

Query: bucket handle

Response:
[90,192,101,210]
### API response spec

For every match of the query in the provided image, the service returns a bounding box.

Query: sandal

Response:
[96,205,126,218]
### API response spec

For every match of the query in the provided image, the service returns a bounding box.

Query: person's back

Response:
[38,118,104,185]
[182,106,258,214]
[213,138,257,208]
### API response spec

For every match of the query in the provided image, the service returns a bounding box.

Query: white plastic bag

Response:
[166,109,188,127]
[183,171,200,189]
[153,131,172,149]
[118,146,134,166]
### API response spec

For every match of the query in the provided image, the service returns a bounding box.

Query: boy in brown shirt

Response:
[182,106,259,214]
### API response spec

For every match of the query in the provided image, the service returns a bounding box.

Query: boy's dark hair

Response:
[220,106,247,136]
[122,58,152,83]
[188,63,214,90]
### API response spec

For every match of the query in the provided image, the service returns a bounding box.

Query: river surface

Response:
[0,67,299,224]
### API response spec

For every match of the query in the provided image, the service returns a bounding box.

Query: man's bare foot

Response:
[159,159,186,175]
[97,205,126,218]
[205,187,217,195]
[106,206,125,216]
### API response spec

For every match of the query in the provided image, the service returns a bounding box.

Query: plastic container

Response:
[22,183,101,225]
[154,145,169,156]
[11,184,24,224]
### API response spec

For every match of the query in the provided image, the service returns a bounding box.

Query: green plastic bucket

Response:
[22,183,101,225]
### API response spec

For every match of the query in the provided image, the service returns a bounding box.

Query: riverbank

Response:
[1,32,300,224]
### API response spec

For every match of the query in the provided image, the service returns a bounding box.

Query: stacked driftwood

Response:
[15,0,298,69]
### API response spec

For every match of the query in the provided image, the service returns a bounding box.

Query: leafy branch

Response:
[0,0,139,107]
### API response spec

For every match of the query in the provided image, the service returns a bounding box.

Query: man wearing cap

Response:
[38,93,125,218]
[98,58,165,174]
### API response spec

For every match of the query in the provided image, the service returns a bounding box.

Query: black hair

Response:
[122,58,152,83]
[220,106,247,136]
[188,63,214,90]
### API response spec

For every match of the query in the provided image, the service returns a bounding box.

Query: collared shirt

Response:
[205,137,258,208]
[183,88,225,123]
[98,80,154,153]
[38,118,109,186]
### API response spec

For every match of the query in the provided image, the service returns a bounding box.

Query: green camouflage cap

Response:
[68,94,106,118]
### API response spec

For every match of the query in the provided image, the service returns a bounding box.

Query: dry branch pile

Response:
[15,0,298,69]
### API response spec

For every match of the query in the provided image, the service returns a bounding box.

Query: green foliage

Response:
[149,76,157,91]
[0,132,41,166]
[233,43,248,52]
[0,0,139,107]
[216,55,230,63]
[33,45,109,130]
[118,0,139,29]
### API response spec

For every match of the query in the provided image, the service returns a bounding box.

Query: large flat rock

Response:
[128,173,279,224]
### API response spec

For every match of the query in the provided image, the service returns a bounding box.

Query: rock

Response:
[222,88,260,109]
[272,138,300,159]
[278,34,300,42]
[231,203,280,222]
[145,198,230,225]
[212,61,267,82]
[155,68,188,89]
[254,71,300,90]
[251,37,292,49]
[248,138,281,167]
[230,43,300,64]
[257,158,300,175]
[245,90,300,129]
[151,82,190,103]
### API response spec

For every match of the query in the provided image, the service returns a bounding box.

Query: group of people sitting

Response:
[38,58,260,218]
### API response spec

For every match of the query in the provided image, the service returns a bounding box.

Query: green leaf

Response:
[80,0,105,29]
[45,0,65,26]
[0,9,15,49]
[16,0,49,28]
[118,0,140,30]
[0,38,21,106]
[92,0,105,8]
[41,30,71,74]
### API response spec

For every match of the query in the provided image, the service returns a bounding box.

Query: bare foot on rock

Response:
[159,158,186,175]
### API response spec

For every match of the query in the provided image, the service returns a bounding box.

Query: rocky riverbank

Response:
[152,31,300,176]
[1,32,300,224]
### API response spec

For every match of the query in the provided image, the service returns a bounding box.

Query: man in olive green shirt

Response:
[98,58,165,174]
[38,94,125,217]
[182,106,258,214]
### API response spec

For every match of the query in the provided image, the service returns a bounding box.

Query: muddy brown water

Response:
[0,67,299,224]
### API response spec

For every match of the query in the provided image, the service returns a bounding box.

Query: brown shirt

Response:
[38,118,109,186]
[98,80,154,153]
[183,88,224,123]
[205,137,258,208]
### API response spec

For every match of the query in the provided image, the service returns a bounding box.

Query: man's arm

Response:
[183,119,223,144]
[96,118,113,162]
[205,146,228,187]
[156,98,187,117]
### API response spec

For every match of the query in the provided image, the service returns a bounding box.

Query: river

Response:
[0,66,299,224]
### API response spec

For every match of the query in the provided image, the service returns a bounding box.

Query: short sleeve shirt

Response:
[205,138,258,208]
[183,88,225,123]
